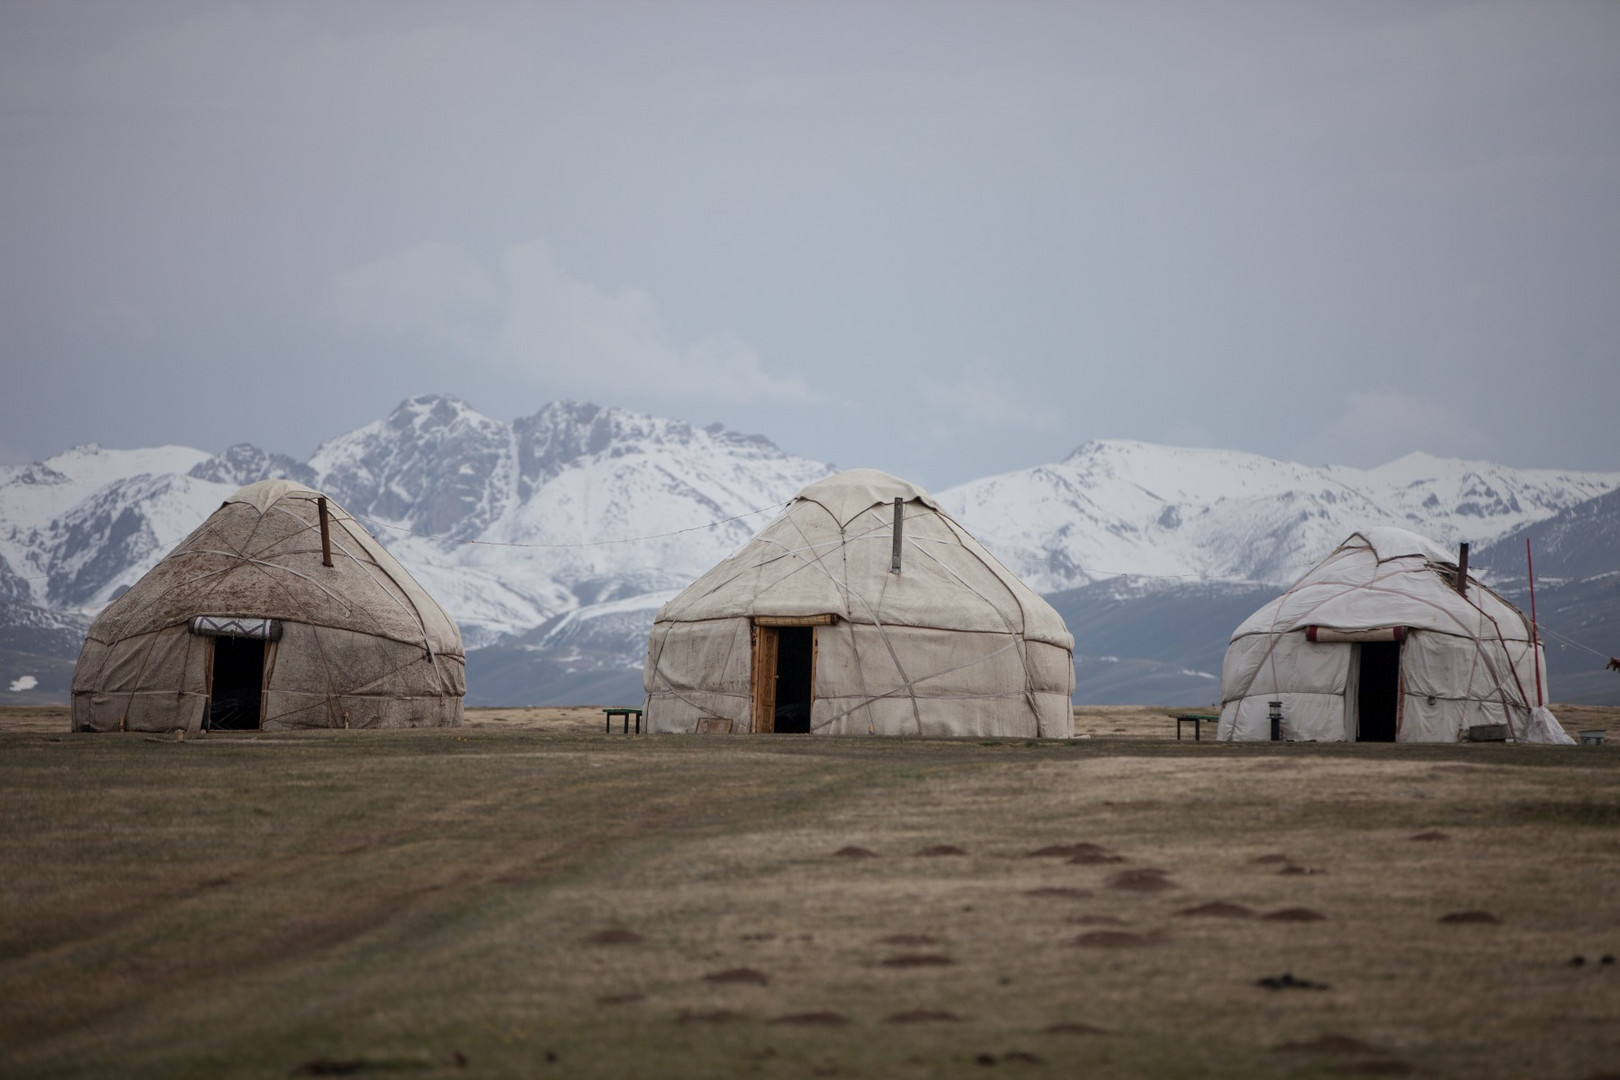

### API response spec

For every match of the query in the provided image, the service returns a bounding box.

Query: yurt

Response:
[642,469,1074,737]
[1218,527,1570,743]
[72,480,465,732]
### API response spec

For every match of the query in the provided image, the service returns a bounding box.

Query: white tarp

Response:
[643,469,1075,737]
[1218,527,1570,743]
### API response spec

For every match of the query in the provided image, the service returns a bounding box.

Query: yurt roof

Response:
[794,468,939,525]
[1231,527,1531,643]
[655,469,1071,649]
[84,479,462,657]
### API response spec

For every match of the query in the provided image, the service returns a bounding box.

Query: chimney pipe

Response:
[1455,542,1469,596]
[318,497,334,567]
[890,497,903,575]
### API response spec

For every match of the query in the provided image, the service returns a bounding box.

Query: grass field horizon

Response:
[2,705,1617,1078]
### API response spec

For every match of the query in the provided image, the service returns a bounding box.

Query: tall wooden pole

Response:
[318,497,333,567]
[1526,538,1543,708]
[890,497,903,575]
[1455,542,1470,596]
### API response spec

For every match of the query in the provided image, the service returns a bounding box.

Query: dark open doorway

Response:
[773,627,814,733]
[1356,641,1400,742]
[209,636,265,731]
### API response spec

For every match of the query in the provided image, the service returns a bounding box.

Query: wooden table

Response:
[604,707,643,734]
[1174,712,1218,741]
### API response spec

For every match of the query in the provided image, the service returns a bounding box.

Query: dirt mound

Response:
[677,1009,745,1023]
[769,1012,848,1025]
[834,846,877,858]
[1069,852,1129,865]
[296,1060,365,1076]
[916,844,967,856]
[703,967,768,985]
[1066,915,1127,926]
[1072,930,1162,947]
[1025,887,1092,899]
[1256,972,1330,990]
[1276,1034,1382,1054]
[1043,1022,1111,1035]
[1410,831,1450,842]
[886,1010,961,1023]
[596,993,644,1005]
[1106,868,1174,892]
[1028,843,1112,858]
[1251,853,1290,864]
[1262,907,1327,923]
[881,954,955,967]
[1438,910,1500,924]
[1176,901,1254,918]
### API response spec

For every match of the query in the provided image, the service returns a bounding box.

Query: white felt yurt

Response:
[72,480,465,733]
[642,469,1074,737]
[1218,527,1570,743]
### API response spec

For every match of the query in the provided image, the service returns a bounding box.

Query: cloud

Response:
[1291,387,1488,467]
[327,241,809,405]
[914,367,1061,446]
[328,242,501,352]
[93,295,154,338]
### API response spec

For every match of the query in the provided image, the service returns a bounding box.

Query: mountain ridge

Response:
[3,395,1616,706]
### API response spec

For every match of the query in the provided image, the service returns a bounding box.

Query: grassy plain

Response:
[1,704,1617,1079]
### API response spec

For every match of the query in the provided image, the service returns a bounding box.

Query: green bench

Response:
[604,707,643,734]
[1173,712,1218,741]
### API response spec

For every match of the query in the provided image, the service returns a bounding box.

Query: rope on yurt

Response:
[1221,534,1541,741]
[1222,541,1361,740]
[788,501,922,734]
[898,505,1048,731]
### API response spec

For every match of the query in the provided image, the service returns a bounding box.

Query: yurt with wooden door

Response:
[1218,527,1571,743]
[642,469,1074,737]
[71,479,464,732]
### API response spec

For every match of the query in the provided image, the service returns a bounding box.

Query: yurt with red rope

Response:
[1218,527,1571,743]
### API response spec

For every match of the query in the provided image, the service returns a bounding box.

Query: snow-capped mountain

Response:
[305,396,833,649]
[3,398,1617,707]
[0,445,219,609]
[1472,486,1620,586]
[937,440,1620,593]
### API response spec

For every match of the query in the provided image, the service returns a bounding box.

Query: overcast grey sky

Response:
[2,1,1617,489]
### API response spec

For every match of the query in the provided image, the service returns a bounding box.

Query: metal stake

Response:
[318,497,333,567]
[890,497,903,574]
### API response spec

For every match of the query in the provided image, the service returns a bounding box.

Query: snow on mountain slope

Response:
[0,444,223,608]
[187,444,316,488]
[40,473,244,608]
[4,400,1617,705]
[307,396,833,646]
[0,444,213,559]
[0,397,833,645]
[1335,452,1620,538]
[311,395,518,540]
[938,440,1620,593]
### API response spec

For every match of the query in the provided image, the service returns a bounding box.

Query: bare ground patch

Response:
[1,718,1618,1078]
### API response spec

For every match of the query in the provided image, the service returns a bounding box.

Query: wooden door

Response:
[751,624,778,733]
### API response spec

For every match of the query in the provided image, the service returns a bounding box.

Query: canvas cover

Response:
[1218,527,1570,743]
[72,480,465,732]
[643,469,1075,737]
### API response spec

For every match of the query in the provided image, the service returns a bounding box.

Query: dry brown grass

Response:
[0,705,1617,1079]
